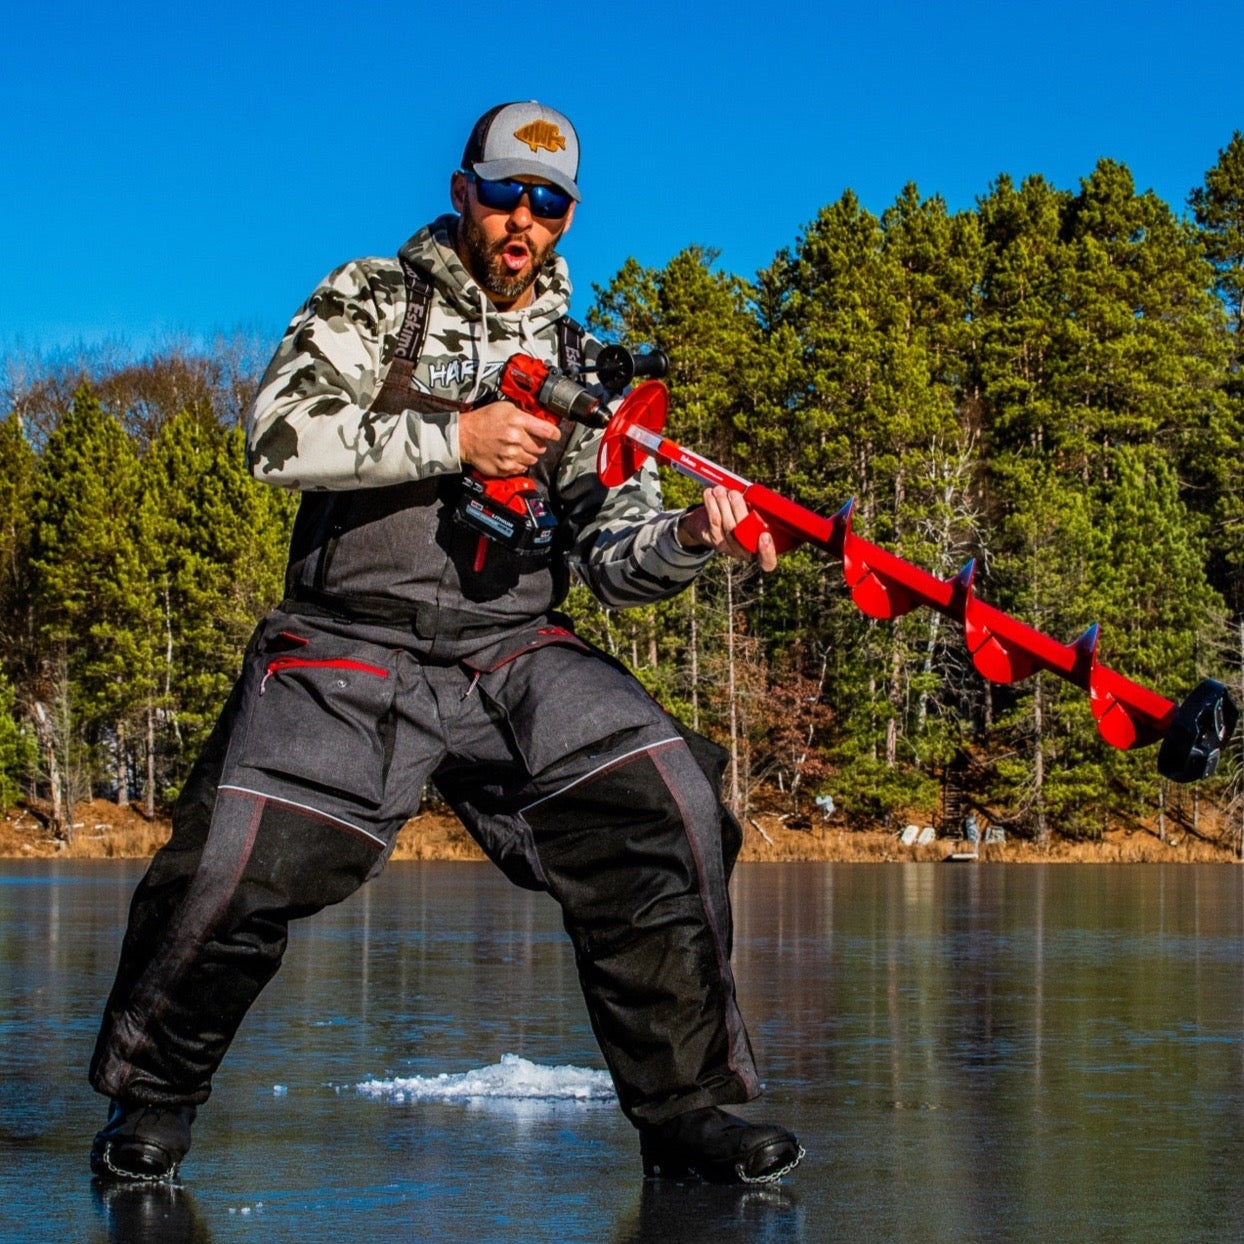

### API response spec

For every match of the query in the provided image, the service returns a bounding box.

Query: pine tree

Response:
[0,413,39,809]
[0,668,35,808]
[1086,446,1226,820]
[1190,131,1244,351]
[141,409,294,798]
[981,456,1100,841]
[974,161,1231,834]
[1188,134,1244,621]
[572,160,1240,839]
[28,385,158,823]
[975,173,1073,456]
[0,412,36,666]
[585,247,771,776]
[754,187,985,824]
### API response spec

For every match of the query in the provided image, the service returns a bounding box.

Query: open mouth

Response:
[500,242,530,273]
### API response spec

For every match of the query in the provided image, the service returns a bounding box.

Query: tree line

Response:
[0,344,294,835]
[3,135,1243,847]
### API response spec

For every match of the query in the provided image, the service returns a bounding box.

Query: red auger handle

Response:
[737,484,837,552]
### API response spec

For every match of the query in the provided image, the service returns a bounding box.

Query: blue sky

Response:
[2,0,1240,362]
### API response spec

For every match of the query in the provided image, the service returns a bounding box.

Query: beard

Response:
[457,211,559,303]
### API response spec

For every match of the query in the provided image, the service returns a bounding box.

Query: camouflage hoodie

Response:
[246,215,710,658]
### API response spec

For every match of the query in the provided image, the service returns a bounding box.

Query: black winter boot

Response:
[639,1106,804,1184]
[90,1100,196,1183]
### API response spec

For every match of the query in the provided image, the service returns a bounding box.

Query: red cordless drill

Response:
[456,347,667,571]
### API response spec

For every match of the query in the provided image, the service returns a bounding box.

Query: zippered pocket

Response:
[261,656,391,694]
[244,641,398,808]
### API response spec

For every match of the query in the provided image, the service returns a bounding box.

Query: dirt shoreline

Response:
[1,799,1238,865]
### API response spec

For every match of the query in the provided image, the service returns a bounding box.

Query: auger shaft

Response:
[597,382,1236,781]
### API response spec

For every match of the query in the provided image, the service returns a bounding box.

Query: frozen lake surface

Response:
[2,859,1243,1242]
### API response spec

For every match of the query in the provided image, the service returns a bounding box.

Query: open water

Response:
[2,860,1243,1242]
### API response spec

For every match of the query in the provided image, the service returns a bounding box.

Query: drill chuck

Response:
[539,373,606,428]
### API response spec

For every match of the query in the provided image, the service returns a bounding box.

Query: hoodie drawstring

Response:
[463,288,545,408]
[464,286,491,408]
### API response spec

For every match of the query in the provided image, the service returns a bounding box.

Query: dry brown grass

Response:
[737,815,1238,863]
[0,799,491,862]
[0,798,1237,864]
[0,800,173,859]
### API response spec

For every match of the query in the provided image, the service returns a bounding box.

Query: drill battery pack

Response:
[454,472,558,557]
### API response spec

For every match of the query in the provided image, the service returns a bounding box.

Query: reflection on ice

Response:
[357,1053,614,1103]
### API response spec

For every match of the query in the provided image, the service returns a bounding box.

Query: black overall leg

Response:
[91,612,418,1108]
[90,788,390,1106]
[521,736,758,1125]
[440,642,760,1127]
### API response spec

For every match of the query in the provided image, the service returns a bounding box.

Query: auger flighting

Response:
[597,382,1238,784]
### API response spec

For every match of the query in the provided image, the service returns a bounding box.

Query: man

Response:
[89,101,801,1187]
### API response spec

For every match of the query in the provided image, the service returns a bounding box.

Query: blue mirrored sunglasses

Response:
[463,171,574,220]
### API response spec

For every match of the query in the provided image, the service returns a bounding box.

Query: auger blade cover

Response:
[1158,679,1239,783]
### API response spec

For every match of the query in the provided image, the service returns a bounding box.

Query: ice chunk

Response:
[357,1053,613,1103]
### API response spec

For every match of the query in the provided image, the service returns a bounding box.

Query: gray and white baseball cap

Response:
[461,101,581,201]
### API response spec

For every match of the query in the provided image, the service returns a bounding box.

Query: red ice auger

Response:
[598,382,1238,784]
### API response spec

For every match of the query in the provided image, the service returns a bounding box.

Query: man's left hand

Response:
[675,486,778,572]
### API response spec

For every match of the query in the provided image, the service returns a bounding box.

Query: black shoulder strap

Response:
[370,259,444,415]
[394,256,435,364]
[557,315,587,377]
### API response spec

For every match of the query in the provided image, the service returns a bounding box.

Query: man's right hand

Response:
[458,400,561,476]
